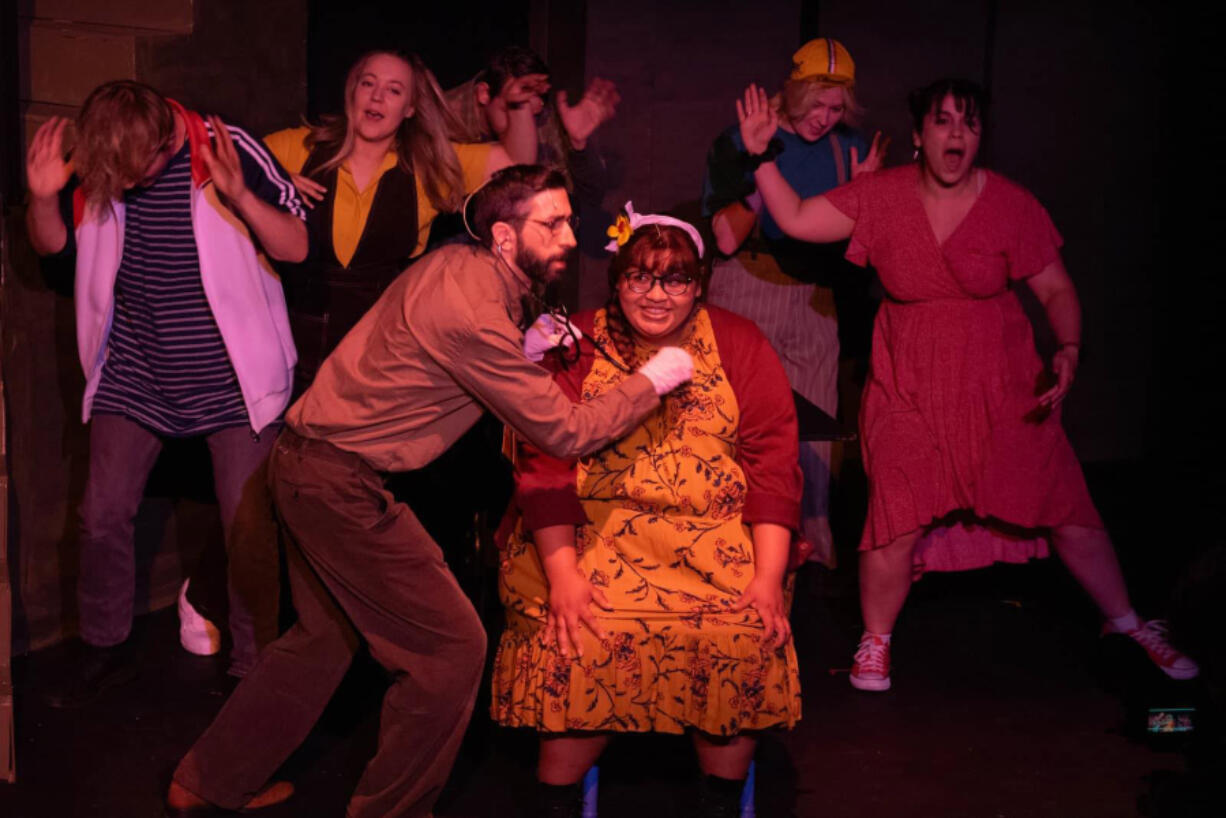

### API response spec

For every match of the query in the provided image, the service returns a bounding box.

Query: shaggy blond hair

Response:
[74,80,174,208]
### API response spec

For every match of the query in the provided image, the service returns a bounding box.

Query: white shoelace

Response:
[854,637,889,675]
[1129,620,1180,663]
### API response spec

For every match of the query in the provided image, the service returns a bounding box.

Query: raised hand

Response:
[736,83,778,156]
[558,77,620,150]
[26,117,73,200]
[290,173,326,209]
[850,131,890,178]
[501,72,551,112]
[199,115,250,204]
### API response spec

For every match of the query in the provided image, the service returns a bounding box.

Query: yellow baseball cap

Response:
[790,38,855,86]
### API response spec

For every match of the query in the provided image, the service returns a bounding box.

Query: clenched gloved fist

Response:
[637,347,694,395]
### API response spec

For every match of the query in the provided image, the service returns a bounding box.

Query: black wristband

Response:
[745,138,784,171]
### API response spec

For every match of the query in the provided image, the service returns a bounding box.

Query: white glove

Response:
[523,313,581,362]
[637,347,694,395]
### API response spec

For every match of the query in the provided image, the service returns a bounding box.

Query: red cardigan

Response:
[512,304,802,534]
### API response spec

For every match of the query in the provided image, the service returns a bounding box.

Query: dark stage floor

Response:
[1,461,1223,817]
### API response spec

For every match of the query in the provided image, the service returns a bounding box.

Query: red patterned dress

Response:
[825,165,1103,571]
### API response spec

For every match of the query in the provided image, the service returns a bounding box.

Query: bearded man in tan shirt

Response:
[167,166,695,818]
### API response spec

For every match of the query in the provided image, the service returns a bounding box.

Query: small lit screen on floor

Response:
[1147,708,1195,733]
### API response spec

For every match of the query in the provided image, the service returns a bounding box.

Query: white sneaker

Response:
[850,632,892,691]
[178,579,221,656]
[1103,618,1199,680]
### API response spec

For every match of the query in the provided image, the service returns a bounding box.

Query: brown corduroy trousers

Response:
[174,428,487,818]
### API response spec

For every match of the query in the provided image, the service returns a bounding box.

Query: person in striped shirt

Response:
[25,80,308,708]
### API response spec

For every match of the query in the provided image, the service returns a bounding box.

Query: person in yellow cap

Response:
[701,37,885,568]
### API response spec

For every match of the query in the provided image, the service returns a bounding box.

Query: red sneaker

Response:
[1103,619,1199,680]
[850,632,892,691]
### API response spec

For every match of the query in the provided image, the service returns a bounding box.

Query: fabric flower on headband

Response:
[606,212,633,248]
[603,201,705,257]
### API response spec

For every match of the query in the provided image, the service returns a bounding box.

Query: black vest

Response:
[282,146,419,393]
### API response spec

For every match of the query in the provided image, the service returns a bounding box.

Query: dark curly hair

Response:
[467,163,569,246]
[908,78,989,134]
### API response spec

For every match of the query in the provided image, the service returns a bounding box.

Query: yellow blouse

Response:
[263,126,493,264]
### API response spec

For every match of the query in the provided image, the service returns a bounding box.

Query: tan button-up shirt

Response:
[287,244,659,472]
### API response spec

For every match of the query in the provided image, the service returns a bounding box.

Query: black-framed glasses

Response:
[525,214,579,235]
[622,270,694,295]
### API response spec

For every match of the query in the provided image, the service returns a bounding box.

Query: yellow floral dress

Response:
[491,307,801,736]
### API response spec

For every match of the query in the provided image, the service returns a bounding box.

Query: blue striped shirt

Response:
[92,144,249,436]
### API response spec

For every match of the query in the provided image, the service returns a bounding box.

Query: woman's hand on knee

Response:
[544,570,612,660]
[732,577,792,649]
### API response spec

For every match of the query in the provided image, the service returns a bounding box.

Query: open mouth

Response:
[942,146,965,171]
[362,109,385,123]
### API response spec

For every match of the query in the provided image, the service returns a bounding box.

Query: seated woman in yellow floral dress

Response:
[492,206,803,817]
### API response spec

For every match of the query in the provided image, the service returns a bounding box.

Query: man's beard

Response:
[515,243,571,288]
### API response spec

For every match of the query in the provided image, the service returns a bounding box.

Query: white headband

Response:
[604,201,704,258]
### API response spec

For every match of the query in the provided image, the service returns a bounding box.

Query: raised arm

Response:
[736,84,855,244]
[202,116,307,263]
[499,73,550,165]
[25,117,73,256]
[557,77,620,152]
[483,143,513,177]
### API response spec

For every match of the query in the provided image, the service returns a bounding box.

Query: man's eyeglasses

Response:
[525,215,579,235]
[622,270,695,295]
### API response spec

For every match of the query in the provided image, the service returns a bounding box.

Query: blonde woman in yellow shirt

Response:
[264,49,516,392]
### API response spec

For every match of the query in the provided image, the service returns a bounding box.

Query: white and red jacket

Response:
[71,102,300,434]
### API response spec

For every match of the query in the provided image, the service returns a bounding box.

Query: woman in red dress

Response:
[735,77,1196,690]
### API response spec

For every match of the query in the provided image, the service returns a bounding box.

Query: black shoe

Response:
[535,780,583,818]
[42,642,138,709]
[695,773,746,818]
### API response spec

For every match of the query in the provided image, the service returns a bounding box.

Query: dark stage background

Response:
[1,0,1222,652]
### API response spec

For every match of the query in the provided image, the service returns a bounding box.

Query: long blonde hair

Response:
[306,50,466,212]
[74,80,174,208]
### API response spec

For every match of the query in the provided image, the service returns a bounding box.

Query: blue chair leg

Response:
[739,760,755,818]
[582,765,600,818]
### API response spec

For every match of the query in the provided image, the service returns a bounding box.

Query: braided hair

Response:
[605,223,709,366]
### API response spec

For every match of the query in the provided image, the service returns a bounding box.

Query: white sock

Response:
[1108,610,1141,632]
[863,630,892,643]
